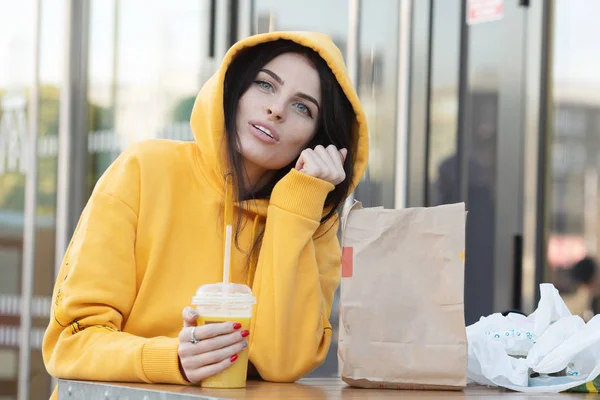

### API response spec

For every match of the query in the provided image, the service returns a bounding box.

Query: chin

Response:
[239,140,290,172]
[244,153,289,171]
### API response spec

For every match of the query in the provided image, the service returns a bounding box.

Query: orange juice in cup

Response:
[192,283,256,388]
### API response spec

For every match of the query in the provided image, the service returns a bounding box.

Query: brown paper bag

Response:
[338,201,467,390]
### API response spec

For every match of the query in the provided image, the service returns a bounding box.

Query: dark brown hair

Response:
[223,39,356,254]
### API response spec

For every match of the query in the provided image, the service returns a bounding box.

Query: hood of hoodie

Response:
[190,31,369,214]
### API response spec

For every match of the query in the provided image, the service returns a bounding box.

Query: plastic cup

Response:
[191,283,256,388]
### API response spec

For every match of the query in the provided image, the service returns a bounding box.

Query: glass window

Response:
[87,0,208,194]
[253,0,350,378]
[354,0,400,209]
[426,0,530,324]
[30,1,68,398]
[253,0,404,374]
[546,0,600,322]
[0,2,37,399]
[427,0,462,206]
[254,0,349,44]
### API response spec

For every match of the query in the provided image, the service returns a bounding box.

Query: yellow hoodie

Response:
[42,31,369,390]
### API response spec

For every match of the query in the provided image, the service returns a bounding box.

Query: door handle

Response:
[512,234,524,311]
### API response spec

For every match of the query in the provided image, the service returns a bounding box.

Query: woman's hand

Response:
[295,145,347,186]
[177,307,249,384]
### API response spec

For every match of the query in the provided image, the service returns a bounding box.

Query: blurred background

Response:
[1,0,600,398]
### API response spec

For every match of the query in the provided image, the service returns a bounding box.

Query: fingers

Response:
[316,145,343,184]
[177,315,249,384]
[182,307,198,328]
[295,145,348,185]
[316,145,346,185]
[294,150,306,171]
[184,353,240,384]
[178,307,251,384]
[315,145,338,174]
[340,148,348,163]
[309,148,330,174]
[296,149,322,176]
[325,145,345,172]
[181,339,248,371]
[179,321,242,342]
[179,327,247,357]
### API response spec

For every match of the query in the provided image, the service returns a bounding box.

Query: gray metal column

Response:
[18,1,41,398]
[406,0,431,208]
[394,0,413,210]
[347,0,361,88]
[522,0,552,314]
[492,4,529,314]
[344,0,361,206]
[55,0,90,275]
[214,0,231,61]
[236,0,253,40]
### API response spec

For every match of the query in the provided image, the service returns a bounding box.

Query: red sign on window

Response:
[467,0,504,25]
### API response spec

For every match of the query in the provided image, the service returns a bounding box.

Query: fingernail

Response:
[241,341,248,348]
[187,310,197,319]
[241,330,250,338]
[230,354,239,362]
[233,322,242,330]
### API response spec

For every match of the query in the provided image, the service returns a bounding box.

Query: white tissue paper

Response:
[467,283,600,393]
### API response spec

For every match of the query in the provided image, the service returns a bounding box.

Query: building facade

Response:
[1,1,599,398]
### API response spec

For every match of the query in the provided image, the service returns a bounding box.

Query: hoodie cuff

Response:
[141,337,189,385]
[270,169,335,222]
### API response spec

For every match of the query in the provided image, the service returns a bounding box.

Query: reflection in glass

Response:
[428,0,461,207]
[461,20,501,324]
[253,0,349,47]
[428,0,503,324]
[252,0,351,377]
[354,0,400,209]
[547,0,600,321]
[26,1,68,398]
[87,0,208,194]
[0,2,36,399]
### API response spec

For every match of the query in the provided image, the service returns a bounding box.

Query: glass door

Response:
[85,0,212,193]
[252,0,351,378]
[426,0,534,324]
[0,1,66,399]
[544,0,600,322]
[253,0,405,376]
[52,0,408,382]
[31,1,68,398]
[0,3,38,399]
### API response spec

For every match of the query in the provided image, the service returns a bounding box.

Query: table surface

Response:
[58,378,591,399]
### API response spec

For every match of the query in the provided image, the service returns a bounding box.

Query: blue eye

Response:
[295,103,309,114]
[256,81,272,91]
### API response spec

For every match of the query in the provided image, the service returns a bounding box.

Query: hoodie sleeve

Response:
[42,144,188,385]
[248,168,341,382]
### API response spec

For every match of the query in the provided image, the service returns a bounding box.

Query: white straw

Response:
[223,225,233,284]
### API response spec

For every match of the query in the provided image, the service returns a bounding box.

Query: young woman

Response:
[43,31,368,387]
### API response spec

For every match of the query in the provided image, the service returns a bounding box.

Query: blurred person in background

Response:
[562,256,598,321]
[42,31,368,397]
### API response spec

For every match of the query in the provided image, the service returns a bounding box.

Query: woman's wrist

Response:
[270,169,334,222]
[178,355,190,382]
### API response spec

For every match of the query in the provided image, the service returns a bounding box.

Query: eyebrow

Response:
[259,68,321,111]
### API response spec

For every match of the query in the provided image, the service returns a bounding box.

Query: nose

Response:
[266,102,285,122]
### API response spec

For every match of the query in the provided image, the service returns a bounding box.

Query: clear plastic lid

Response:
[192,283,256,305]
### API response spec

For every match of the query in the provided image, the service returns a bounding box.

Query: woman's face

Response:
[236,52,321,174]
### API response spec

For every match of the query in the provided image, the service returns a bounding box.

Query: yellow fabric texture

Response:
[42,31,369,393]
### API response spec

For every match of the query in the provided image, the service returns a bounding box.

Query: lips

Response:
[248,120,280,142]
[254,124,274,139]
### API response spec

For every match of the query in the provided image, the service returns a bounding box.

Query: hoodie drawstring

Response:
[246,215,261,287]
[224,174,234,229]
[224,174,260,288]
